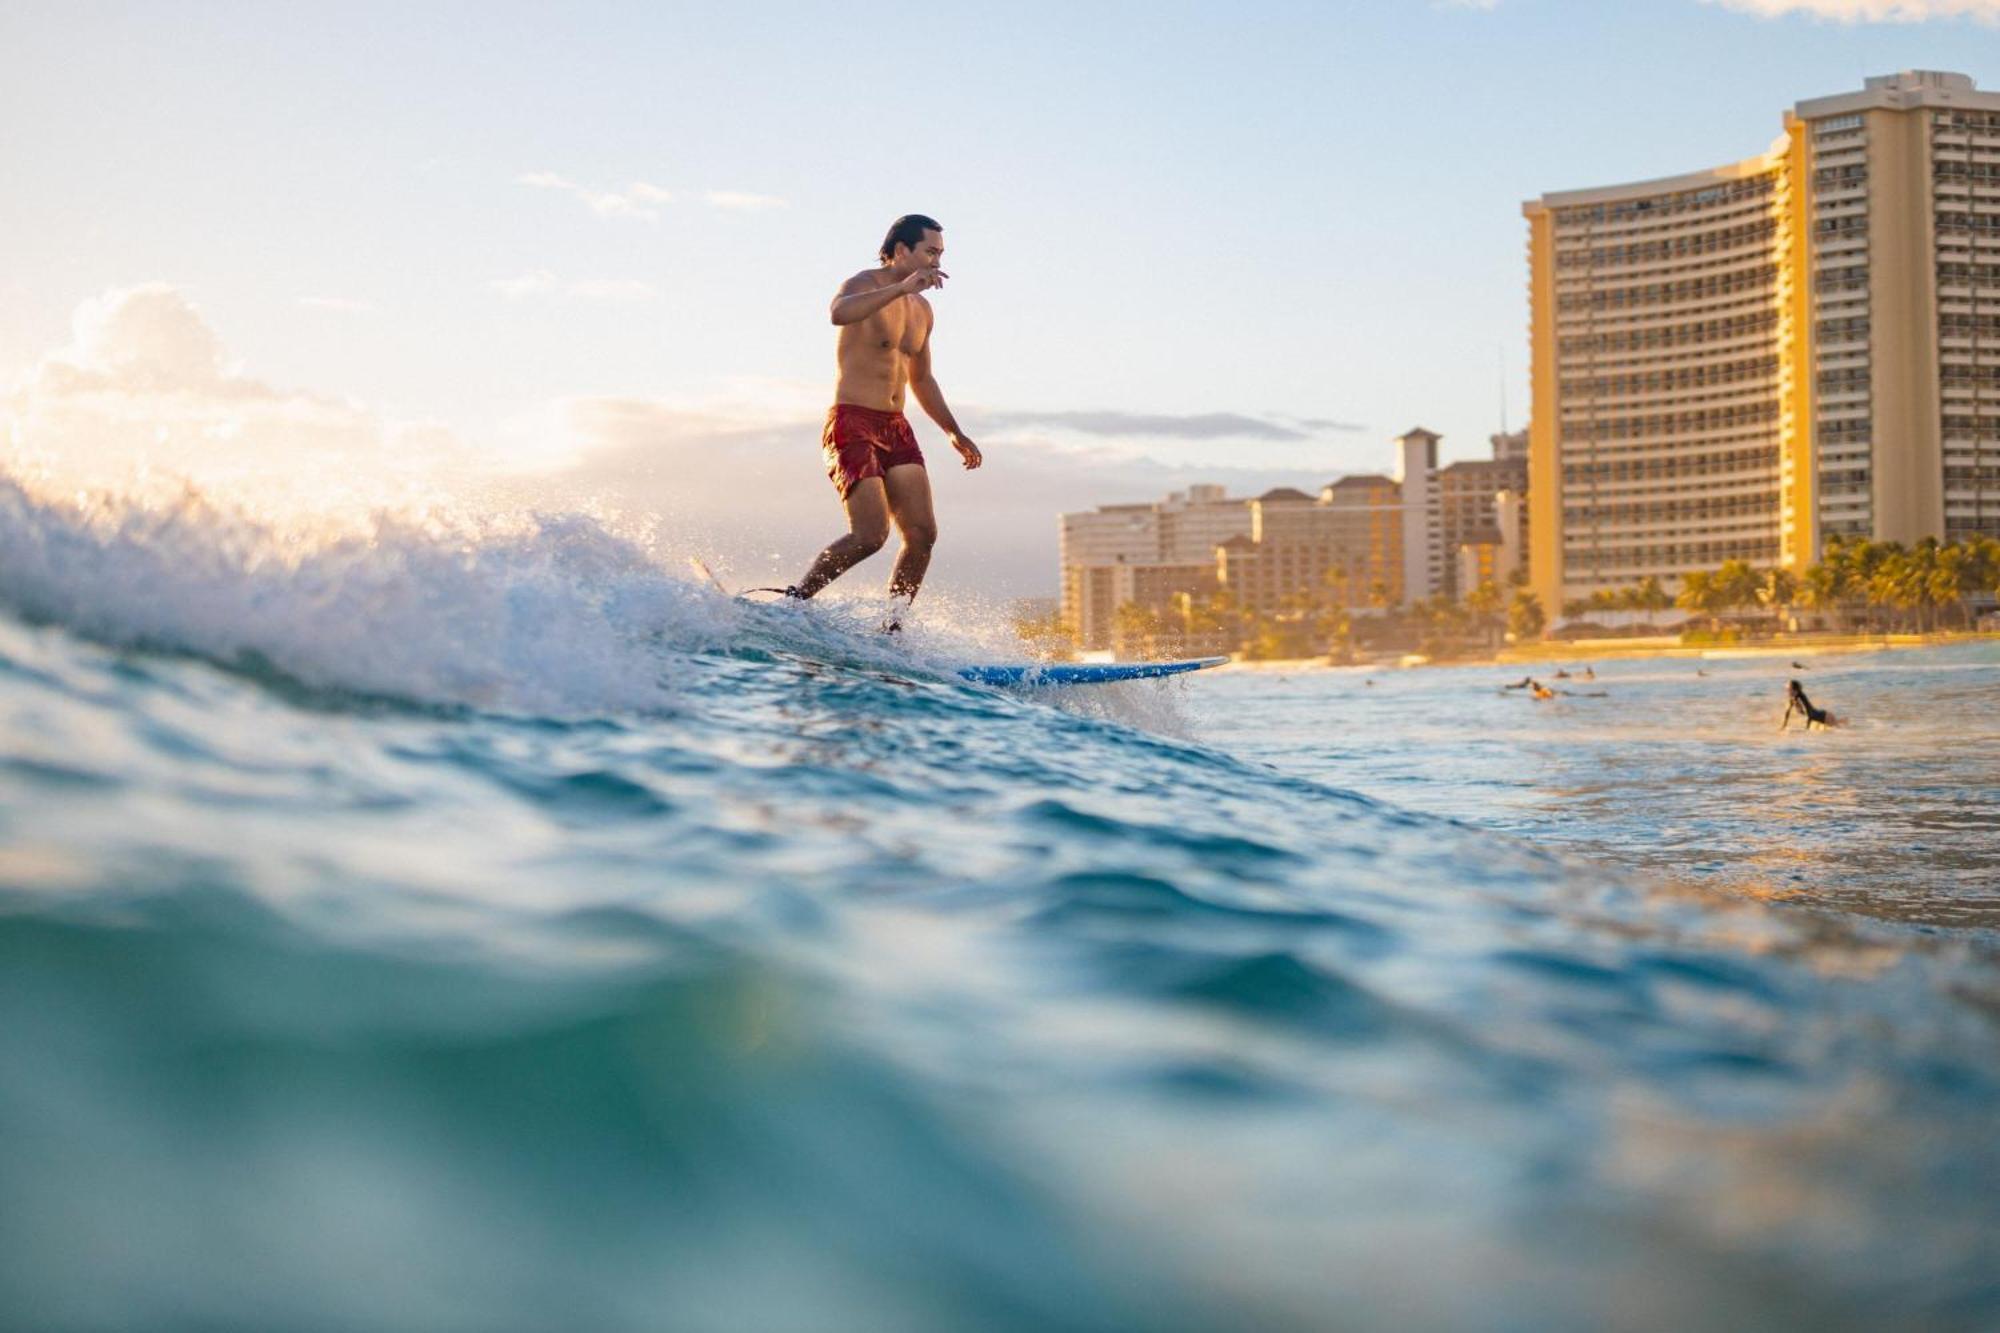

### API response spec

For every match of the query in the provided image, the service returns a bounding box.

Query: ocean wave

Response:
[0,473,1052,719]
[1,491,1997,1329]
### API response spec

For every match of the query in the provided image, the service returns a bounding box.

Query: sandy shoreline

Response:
[1207,630,1999,674]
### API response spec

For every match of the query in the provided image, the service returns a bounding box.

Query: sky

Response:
[4,0,2000,598]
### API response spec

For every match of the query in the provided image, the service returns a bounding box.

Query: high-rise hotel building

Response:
[1524,71,2000,614]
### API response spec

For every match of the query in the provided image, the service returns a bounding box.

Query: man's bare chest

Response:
[859,297,929,356]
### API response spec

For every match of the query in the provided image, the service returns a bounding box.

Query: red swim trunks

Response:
[822,403,925,499]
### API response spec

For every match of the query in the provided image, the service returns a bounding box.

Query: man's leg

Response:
[795,478,891,599]
[882,463,938,602]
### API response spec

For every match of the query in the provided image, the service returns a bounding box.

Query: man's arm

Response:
[909,336,982,470]
[830,269,943,325]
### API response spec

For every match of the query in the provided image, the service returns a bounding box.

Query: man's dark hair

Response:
[879,214,942,262]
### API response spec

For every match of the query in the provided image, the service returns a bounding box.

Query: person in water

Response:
[1781,678,1839,731]
[783,214,982,617]
[1530,679,1556,700]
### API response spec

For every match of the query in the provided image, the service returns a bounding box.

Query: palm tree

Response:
[1633,575,1673,628]
[1711,559,1763,617]
[1507,589,1546,642]
[1797,560,1842,629]
[1932,544,1975,628]
[1676,570,1722,631]
[1112,601,1165,657]
[1760,566,1798,614]
[1465,579,1505,648]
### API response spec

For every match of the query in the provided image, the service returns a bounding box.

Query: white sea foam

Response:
[0,471,1088,717]
[0,475,744,713]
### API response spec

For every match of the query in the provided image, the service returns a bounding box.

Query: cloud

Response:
[514,171,673,221]
[2,285,493,515]
[975,408,1362,443]
[490,271,657,302]
[298,296,373,313]
[516,171,792,219]
[1702,0,2000,19]
[1,286,1365,601]
[703,190,788,212]
[548,396,1365,598]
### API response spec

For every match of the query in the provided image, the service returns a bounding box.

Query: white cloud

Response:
[1,285,1358,603]
[489,271,657,302]
[1704,0,2000,20]
[53,282,235,392]
[515,171,789,218]
[703,190,788,212]
[514,170,672,221]
[2,285,491,516]
[563,278,657,302]
[546,395,1370,598]
[490,270,561,299]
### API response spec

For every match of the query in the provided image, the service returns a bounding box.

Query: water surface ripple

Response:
[0,517,1996,1329]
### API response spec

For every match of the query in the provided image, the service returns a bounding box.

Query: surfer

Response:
[1780,678,1840,731]
[781,214,982,621]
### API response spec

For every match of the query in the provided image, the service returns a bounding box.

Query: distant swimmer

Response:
[1530,680,1556,701]
[1696,669,1710,678]
[1503,676,1534,690]
[1553,669,1571,680]
[1581,666,1596,680]
[1791,661,1809,670]
[1780,678,1841,731]
[779,215,983,625]
[1364,679,1375,687]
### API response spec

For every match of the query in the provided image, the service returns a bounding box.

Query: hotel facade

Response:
[1059,430,1524,653]
[1524,70,2000,614]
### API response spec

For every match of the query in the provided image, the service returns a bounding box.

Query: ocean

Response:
[1,480,1996,1331]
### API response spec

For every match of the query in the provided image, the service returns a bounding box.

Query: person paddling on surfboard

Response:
[772,214,982,628]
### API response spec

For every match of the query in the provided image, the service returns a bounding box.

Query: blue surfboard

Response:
[687,562,1224,687]
[957,657,1227,687]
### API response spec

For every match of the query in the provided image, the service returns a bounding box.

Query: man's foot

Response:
[881,595,913,635]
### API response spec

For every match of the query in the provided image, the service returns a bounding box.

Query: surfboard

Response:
[957,658,1227,686]
[688,560,1224,686]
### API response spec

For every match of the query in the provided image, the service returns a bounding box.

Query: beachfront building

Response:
[1455,488,1524,597]
[1058,431,1526,653]
[1214,481,1409,619]
[1525,70,2000,617]
[1437,455,1528,597]
[1059,488,1252,650]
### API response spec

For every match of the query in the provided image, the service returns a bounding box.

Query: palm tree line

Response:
[1575,536,2000,634]
[1067,563,1552,661]
[1020,536,1999,660]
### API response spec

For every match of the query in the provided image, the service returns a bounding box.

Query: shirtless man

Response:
[785,214,981,617]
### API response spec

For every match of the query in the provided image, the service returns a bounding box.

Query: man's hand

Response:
[950,434,982,470]
[900,267,949,295]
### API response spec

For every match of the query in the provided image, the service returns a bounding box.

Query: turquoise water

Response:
[1,483,1997,1331]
